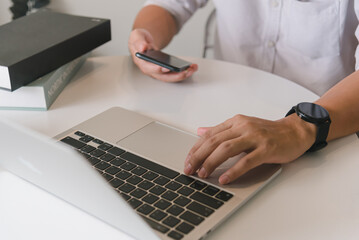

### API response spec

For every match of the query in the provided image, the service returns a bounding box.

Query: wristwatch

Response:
[286,102,331,152]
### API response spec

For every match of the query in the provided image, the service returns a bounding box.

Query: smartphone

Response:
[135,50,191,72]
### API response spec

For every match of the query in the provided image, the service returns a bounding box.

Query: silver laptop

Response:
[0,107,281,240]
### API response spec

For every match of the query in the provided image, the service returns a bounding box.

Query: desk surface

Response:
[1,56,358,240]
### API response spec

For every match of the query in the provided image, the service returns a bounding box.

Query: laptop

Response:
[0,107,281,240]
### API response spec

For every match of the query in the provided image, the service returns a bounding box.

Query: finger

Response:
[187,119,233,163]
[151,64,198,83]
[152,70,188,82]
[197,136,253,179]
[185,128,240,175]
[219,151,263,185]
[161,68,171,73]
[197,127,209,136]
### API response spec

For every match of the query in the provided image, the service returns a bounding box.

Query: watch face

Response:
[297,102,329,122]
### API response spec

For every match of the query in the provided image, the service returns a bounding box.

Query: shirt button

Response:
[267,41,275,48]
[271,0,279,7]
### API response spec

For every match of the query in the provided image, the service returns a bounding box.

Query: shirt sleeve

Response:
[144,0,208,31]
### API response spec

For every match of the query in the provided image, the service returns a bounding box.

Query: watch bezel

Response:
[295,102,330,124]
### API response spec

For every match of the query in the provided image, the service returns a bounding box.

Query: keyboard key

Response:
[142,193,160,204]
[81,145,96,153]
[203,185,220,196]
[105,166,121,175]
[79,135,94,143]
[175,175,195,185]
[150,210,168,221]
[137,204,155,215]
[107,146,126,156]
[118,183,136,193]
[95,161,111,171]
[177,186,194,196]
[166,205,184,216]
[154,199,171,210]
[174,196,191,207]
[116,170,132,180]
[149,185,166,195]
[80,152,91,159]
[128,198,142,209]
[98,143,113,151]
[74,131,85,137]
[61,136,86,149]
[190,192,223,209]
[92,139,103,144]
[110,178,124,188]
[100,153,115,162]
[131,166,147,176]
[216,191,233,201]
[110,158,126,166]
[138,180,155,190]
[102,173,114,182]
[127,175,143,185]
[168,231,184,240]
[121,152,179,179]
[143,171,159,181]
[143,194,159,204]
[120,193,131,201]
[130,188,147,199]
[142,216,169,234]
[190,180,207,190]
[180,211,204,226]
[165,181,182,191]
[162,190,179,201]
[120,162,136,171]
[88,157,100,165]
[187,202,214,217]
[163,216,181,228]
[154,176,170,186]
[176,222,194,234]
[90,149,105,158]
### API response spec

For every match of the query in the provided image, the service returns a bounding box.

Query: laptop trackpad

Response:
[116,122,198,171]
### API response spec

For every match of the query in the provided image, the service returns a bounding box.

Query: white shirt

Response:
[145,0,359,96]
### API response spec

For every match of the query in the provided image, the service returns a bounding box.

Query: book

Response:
[0,53,88,111]
[0,10,111,91]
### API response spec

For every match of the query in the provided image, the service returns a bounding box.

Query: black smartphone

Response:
[135,50,191,72]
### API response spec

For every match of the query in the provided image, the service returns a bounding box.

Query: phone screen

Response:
[135,50,191,72]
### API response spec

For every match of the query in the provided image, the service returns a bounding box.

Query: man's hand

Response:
[184,114,317,184]
[128,28,198,82]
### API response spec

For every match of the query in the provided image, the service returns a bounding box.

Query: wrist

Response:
[279,114,317,152]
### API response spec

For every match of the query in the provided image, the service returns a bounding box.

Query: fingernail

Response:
[219,175,230,185]
[197,127,207,136]
[184,163,192,175]
[185,154,191,165]
[198,167,207,178]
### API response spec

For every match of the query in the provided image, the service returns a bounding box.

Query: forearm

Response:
[315,70,359,141]
[133,5,178,49]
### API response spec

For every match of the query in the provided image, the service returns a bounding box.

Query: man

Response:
[128,0,359,185]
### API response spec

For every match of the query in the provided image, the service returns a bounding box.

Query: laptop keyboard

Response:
[60,131,233,240]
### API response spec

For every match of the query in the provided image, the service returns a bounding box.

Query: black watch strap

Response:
[286,104,331,152]
[307,120,330,152]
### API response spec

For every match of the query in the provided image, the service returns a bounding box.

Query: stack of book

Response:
[0,10,111,110]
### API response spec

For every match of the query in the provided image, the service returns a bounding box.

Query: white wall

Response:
[0,0,213,57]
[0,0,12,24]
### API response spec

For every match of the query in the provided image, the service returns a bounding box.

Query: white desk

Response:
[1,56,358,240]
